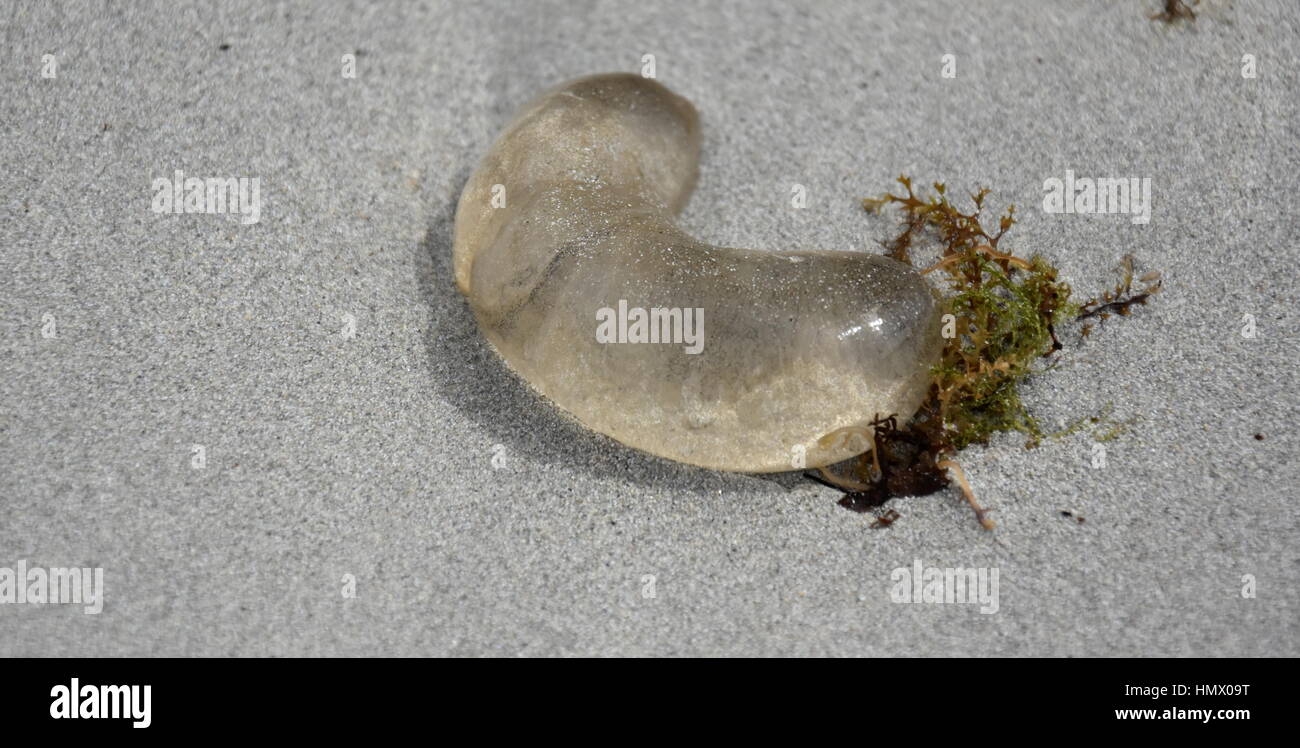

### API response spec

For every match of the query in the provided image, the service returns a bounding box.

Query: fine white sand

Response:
[2,0,1296,655]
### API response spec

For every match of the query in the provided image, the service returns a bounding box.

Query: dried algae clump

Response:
[867,177,1078,450]
[453,74,943,472]
[818,178,1160,528]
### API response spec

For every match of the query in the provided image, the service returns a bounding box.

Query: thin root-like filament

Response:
[937,459,995,530]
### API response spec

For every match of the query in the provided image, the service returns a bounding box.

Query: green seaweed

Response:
[813,177,1160,529]
[866,176,1078,451]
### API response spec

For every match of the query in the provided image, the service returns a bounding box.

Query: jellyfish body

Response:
[453,74,942,472]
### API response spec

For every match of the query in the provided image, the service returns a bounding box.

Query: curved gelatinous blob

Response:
[453,73,942,472]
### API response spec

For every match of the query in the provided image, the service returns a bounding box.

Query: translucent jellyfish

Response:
[453,73,942,472]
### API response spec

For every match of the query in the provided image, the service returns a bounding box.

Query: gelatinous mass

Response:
[453,73,942,472]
